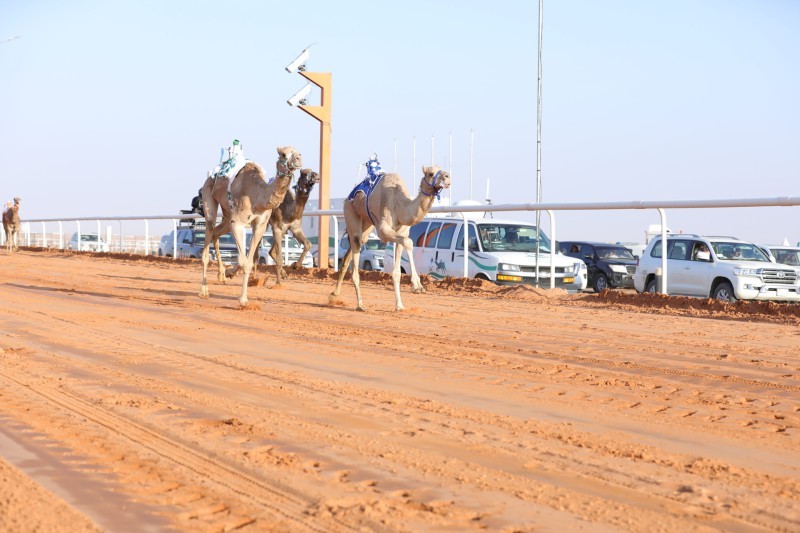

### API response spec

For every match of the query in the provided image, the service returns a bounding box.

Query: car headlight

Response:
[609,264,628,274]
[498,263,520,271]
[733,267,760,277]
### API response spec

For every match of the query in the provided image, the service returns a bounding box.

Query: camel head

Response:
[276,146,303,178]
[13,197,20,206]
[295,168,320,196]
[420,166,451,198]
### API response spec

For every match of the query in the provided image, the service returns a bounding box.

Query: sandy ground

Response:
[0,249,799,532]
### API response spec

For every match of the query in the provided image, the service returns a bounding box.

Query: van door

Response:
[665,239,692,294]
[419,222,442,277]
[435,221,458,277]
[403,222,429,274]
[454,223,481,279]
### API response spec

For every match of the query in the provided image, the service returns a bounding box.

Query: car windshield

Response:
[364,239,386,251]
[596,246,635,260]
[477,223,550,252]
[260,235,301,248]
[194,232,235,246]
[772,248,800,266]
[711,241,770,261]
[80,234,99,242]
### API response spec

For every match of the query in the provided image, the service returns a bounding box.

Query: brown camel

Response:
[330,166,451,311]
[268,168,320,284]
[2,197,21,254]
[199,146,302,306]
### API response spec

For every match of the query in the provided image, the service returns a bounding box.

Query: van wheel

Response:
[476,273,490,281]
[363,261,373,271]
[645,278,658,293]
[400,267,407,274]
[593,273,609,293]
[258,257,266,266]
[713,282,737,302]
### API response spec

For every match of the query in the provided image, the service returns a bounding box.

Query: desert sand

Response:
[0,249,798,532]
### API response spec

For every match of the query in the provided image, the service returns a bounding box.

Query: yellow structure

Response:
[297,71,331,267]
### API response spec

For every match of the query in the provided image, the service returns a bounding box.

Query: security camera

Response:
[285,48,310,73]
[287,82,313,106]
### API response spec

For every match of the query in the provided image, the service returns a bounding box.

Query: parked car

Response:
[762,245,800,267]
[158,222,238,264]
[559,241,637,292]
[382,215,587,292]
[332,233,387,271]
[633,234,800,302]
[67,232,110,252]
[246,230,313,268]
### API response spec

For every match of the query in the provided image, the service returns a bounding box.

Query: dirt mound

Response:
[589,289,800,324]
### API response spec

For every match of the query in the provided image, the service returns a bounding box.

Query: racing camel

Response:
[268,168,320,285]
[2,198,21,254]
[331,166,450,311]
[199,146,302,306]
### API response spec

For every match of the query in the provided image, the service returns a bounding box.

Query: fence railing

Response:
[7,196,800,295]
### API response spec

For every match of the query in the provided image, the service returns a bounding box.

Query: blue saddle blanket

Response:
[347,173,384,201]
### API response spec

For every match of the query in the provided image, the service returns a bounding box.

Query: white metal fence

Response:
[7,196,800,295]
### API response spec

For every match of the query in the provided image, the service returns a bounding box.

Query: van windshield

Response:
[477,224,550,252]
[260,235,301,248]
[194,232,236,246]
[711,241,770,261]
[364,239,386,251]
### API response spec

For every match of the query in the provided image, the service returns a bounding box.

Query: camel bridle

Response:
[420,170,445,200]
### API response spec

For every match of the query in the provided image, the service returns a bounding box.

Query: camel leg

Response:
[351,245,366,311]
[230,221,251,307]
[392,242,405,311]
[290,225,311,270]
[403,237,425,294]
[331,247,353,298]
[271,224,286,285]
[199,225,216,299]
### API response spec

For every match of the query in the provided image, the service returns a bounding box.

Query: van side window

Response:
[408,222,429,248]
[650,240,662,258]
[424,222,442,248]
[668,240,690,260]
[455,224,479,251]
[437,222,457,249]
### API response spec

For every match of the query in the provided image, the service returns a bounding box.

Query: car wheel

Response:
[258,257,266,266]
[363,261,373,271]
[713,282,737,303]
[593,273,609,293]
[158,250,163,257]
[645,278,658,293]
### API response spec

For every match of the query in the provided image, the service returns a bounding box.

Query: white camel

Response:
[331,166,451,311]
[199,146,302,306]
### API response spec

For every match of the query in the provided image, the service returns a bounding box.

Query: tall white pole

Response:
[469,129,474,200]
[448,131,453,204]
[535,0,544,285]
[412,136,416,177]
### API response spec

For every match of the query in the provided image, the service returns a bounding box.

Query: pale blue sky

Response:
[1,0,798,244]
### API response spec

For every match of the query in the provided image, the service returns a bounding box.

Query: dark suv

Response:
[559,241,637,292]
[158,221,238,264]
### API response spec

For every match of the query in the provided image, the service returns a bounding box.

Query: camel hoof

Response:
[412,287,425,294]
[239,299,248,308]
[356,306,368,312]
[247,276,259,287]
[395,305,405,312]
[199,286,209,299]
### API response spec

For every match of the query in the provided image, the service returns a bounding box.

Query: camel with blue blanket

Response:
[330,158,451,311]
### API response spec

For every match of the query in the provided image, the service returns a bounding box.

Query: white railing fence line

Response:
[7,196,800,295]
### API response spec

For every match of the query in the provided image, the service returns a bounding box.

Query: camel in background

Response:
[331,166,450,311]
[2,197,21,253]
[268,168,319,285]
[199,146,302,306]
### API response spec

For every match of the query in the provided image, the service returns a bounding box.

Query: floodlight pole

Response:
[297,71,332,267]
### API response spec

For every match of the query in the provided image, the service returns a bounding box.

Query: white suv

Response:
[633,234,800,302]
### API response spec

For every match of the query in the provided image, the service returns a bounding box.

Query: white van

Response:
[382,215,587,292]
